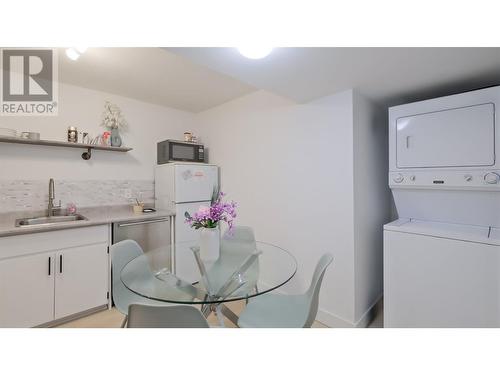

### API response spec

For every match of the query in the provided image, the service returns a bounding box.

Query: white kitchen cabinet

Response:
[0,252,56,328]
[0,225,109,327]
[54,243,108,320]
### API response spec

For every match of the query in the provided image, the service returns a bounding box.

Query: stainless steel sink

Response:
[15,214,88,227]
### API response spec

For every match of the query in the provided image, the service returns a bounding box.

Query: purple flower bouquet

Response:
[185,190,237,231]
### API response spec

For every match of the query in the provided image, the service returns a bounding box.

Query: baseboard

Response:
[316,309,357,328]
[354,294,383,328]
[38,305,108,328]
[316,294,383,328]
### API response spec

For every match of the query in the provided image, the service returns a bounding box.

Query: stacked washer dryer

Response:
[384,86,500,327]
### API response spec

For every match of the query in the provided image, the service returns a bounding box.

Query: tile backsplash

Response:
[0,180,154,213]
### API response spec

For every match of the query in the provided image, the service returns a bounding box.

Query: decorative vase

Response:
[110,128,122,147]
[199,227,220,262]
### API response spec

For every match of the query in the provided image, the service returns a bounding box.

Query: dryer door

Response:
[396,103,495,168]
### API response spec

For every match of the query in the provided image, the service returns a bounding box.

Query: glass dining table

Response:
[120,239,297,327]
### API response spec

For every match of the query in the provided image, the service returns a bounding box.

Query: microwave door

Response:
[171,143,196,162]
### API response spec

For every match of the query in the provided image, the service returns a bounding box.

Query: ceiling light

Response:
[237,47,273,59]
[65,47,88,61]
[65,48,80,61]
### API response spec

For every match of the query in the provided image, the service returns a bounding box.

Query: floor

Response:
[56,300,384,328]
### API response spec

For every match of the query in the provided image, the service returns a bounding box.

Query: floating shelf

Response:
[0,136,132,160]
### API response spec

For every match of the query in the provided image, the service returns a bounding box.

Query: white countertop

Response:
[0,205,176,238]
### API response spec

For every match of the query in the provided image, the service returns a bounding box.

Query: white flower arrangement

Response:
[100,101,128,131]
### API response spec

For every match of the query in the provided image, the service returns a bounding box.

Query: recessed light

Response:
[65,48,80,61]
[237,47,273,59]
[65,47,88,61]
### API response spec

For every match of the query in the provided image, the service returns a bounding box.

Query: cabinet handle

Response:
[117,218,169,227]
[59,254,63,274]
[48,257,51,276]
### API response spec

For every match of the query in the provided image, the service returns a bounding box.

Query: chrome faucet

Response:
[48,178,61,217]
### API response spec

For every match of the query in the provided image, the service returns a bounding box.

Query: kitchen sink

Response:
[15,214,88,227]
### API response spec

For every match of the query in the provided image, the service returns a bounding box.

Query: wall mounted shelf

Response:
[0,136,132,160]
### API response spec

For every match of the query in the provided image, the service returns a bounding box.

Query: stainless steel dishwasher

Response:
[111,216,172,307]
[112,216,172,268]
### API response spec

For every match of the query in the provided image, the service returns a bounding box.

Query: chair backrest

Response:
[304,253,333,327]
[127,304,210,328]
[222,226,256,242]
[220,226,259,293]
[221,226,257,253]
[110,240,144,308]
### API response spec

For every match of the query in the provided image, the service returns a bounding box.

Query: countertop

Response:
[0,205,176,238]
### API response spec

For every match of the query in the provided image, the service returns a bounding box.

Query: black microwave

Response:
[157,139,206,164]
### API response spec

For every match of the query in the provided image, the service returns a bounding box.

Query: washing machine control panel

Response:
[389,170,500,189]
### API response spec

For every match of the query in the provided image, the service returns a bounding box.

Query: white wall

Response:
[195,90,358,325]
[195,89,389,327]
[0,82,194,181]
[352,91,391,323]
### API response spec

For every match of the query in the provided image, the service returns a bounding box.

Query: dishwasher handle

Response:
[117,218,169,227]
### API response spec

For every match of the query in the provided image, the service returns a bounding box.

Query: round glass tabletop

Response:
[120,240,297,304]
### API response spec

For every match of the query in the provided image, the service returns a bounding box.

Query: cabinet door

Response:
[54,243,108,320]
[0,252,55,327]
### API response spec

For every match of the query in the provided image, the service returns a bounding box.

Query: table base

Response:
[202,302,240,327]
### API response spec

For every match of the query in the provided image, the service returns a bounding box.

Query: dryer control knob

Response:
[484,172,500,184]
[393,173,404,183]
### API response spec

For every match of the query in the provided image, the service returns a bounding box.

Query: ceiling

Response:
[58,48,256,113]
[168,47,500,107]
[58,47,500,112]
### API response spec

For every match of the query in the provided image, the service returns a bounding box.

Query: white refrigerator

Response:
[155,162,219,282]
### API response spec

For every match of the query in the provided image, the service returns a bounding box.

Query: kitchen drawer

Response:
[0,225,108,260]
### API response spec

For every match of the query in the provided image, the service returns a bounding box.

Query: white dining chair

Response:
[207,226,260,297]
[237,253,333,328]
[126,304,209,328]
[111,239,175,327]
[221,226,256,248]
